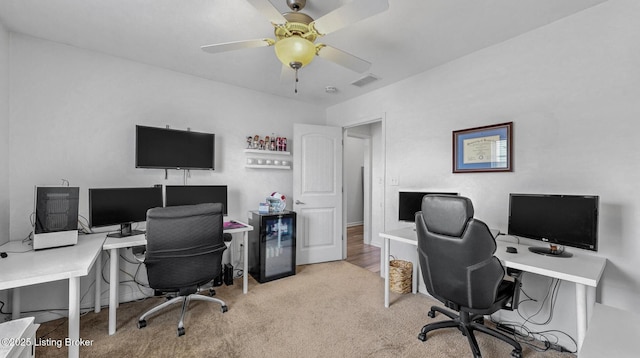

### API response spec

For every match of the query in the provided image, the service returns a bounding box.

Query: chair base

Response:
[138,291,227,336]
[417,306,522,358]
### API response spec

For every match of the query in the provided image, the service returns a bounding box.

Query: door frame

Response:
[341,113,386,263]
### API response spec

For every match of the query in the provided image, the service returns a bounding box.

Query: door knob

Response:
[295,200,306,205]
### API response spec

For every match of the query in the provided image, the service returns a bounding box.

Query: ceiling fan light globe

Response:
[275,36,316,68]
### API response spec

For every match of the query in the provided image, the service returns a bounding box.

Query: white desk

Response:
[378,228,607,349]
[102,220,253,335]
[0,234,105,358]
[579,303,639,357]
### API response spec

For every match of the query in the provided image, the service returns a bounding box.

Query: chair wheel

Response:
[474,317,484,324]
[221,305,228,313]
[137,320,146,329]
[510,350,522,358]
[417,333,427,341]
[428,310,436,318]
[177,327,185,336]
[209,288,216,296]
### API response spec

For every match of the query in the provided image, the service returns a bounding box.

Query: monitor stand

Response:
[528,246,573,258]
[106,223,145,238]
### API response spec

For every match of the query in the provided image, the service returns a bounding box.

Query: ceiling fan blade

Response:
[280,64,296,84]
[316,45,371,73]
[312,0,389,35]
[201,39,274,54]
[246,0,287,25]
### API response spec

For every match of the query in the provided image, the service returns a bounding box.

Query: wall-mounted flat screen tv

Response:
[508,193,599,255]
[136,125,215,170]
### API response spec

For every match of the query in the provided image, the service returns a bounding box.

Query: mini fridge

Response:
[248,211,296,283]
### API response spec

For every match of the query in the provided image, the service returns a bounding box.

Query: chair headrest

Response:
[420,195,474,237]
[147,203,223,219]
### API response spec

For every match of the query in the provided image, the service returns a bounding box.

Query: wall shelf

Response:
[245,164,291,170]
[244,149,290,156]
[244,149,291,169]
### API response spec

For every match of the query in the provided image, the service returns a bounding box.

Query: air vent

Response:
[351,74,379,87]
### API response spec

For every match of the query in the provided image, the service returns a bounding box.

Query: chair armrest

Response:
[132,245,146,263]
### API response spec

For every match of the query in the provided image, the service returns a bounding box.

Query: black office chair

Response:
[415,195,523,358]
[137,203,228,336]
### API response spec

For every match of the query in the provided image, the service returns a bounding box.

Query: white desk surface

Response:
[379,228,607,287]
[103,233,147,250]
[579,303,639,357]
[0,233,105,290]
[494,238,606,287]
[102,220,253,250]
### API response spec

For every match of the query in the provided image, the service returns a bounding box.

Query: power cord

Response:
[491,273,577,354]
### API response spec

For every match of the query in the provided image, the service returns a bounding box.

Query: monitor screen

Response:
[398,191,458,222]
[34,186,79,234]
[508,193,599,252]
[89,186,163,237]
[135,125,215,170]
[165,185,228,215]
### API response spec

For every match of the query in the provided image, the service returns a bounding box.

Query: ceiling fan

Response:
[201,0,389,92]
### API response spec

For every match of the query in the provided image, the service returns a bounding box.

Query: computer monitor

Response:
[165,185,228,215]
[508,193,599,256]
[33,186,80,250]
[89,186,163,238]
[398,191,458,222]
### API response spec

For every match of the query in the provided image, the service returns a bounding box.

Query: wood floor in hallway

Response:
[345,224,380,274]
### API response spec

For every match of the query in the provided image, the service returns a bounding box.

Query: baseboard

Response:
[347,221,364,227]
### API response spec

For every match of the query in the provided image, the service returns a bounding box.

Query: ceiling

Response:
[0,0,607,107]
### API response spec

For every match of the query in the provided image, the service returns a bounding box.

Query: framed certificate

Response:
[453,122,512,173]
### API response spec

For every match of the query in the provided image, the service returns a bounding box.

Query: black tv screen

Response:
[508,193,599,251]
[89,186,163,237]
[136,125,215,170]
[398,191,458,222]
[165,185,228,215]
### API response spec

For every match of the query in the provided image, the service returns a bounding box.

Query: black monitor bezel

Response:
[507,193,599,252]
[88,186,163,230]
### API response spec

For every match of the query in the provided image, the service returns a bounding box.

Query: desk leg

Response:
[243,232,248,294]
[95,250,101,313]
[108,248,119,335]
[576,283,588,351]
[68,276,80,358]
[11,288,20,320]
[384,237,390,308]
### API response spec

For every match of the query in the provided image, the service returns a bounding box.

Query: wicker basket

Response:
[389,258,413,294]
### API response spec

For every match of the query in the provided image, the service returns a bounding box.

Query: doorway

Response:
[343,119,384,274]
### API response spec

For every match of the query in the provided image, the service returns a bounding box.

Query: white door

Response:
[293,124,343,265]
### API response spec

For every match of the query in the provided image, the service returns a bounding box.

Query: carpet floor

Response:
[35,261,576,357]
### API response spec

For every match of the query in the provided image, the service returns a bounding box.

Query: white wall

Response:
[0,21,9,245]
[328,0,640,347]
[6,33,325,318]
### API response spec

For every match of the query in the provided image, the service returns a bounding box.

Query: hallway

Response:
[345,225,380,274]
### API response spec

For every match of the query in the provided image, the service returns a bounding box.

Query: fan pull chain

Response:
[290,61,302,94]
